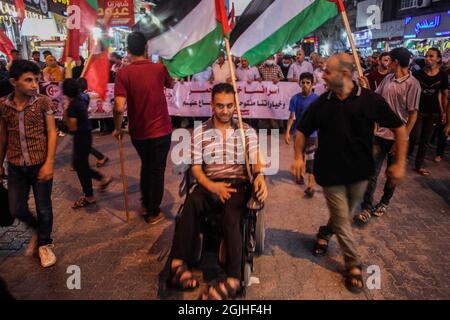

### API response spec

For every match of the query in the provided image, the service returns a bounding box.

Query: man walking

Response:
[291,53,407,293]
[355,48,420,224]
[113,32,174,224]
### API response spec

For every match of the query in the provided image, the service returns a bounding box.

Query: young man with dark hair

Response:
[410,48,449,175]
[31,51,44,69]
[62,79,111,209]
[7,49,21,70]
[292,53,407,293]
[168,83,268,300]
[285,72,318,196]
[0,60,57,267]
[356,47,420,223]
[363,52,390,91]
[113,31,174,224]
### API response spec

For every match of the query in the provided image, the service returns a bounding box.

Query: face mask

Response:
[266,60,275,66]
[282,63,290,68]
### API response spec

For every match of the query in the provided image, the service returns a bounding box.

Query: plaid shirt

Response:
[0,93,55,166]
[258,64,284,81]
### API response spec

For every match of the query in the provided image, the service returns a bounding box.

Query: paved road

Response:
[0,132,449,300]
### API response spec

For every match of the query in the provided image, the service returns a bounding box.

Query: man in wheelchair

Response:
[169,83,268,300]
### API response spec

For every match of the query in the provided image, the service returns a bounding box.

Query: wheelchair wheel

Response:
[244,262,252,287]
[255,209,265,255]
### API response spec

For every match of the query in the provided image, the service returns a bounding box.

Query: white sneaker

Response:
[38,244,57,268]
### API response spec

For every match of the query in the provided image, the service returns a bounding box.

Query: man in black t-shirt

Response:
[291,53,407,294]
[410,48,449,175]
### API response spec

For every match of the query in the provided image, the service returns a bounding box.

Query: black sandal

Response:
[167,262,199,291]
[313,238,329,256]
[345,266,364,294]
[72,197,96,209]
[353,209,371,225]
[312,226,332,256]
[199,280,241,300]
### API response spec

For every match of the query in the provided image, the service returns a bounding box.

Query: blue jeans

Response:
[7,163,53,247]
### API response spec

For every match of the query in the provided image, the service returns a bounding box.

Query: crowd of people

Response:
[0,30,449,299]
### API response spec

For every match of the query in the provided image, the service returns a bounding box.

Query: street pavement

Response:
[0,130,449,300]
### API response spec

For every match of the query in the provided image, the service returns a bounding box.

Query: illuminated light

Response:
[404,34,417,39]
[92,27,102,40]
[108,28,114,37]
[435,31,450,36]
[405,17,412,25]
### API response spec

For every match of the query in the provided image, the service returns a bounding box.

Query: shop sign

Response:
[404,11,450,39]
[371,20,404,40]
[352,29,372,48]
[97,0,134,28]
[0,1,46,25]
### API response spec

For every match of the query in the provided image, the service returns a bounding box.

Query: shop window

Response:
[400,0,417,10]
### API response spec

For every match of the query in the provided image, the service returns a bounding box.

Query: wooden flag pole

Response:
[224,37,252,180]
[339,3,364,78]
[118,135,130,222]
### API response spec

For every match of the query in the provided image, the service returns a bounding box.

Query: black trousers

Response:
[361,136,396,209]
[73,132,104,197]
[131,134,171,216]
[171,182,250,280]
[409,113,439,169]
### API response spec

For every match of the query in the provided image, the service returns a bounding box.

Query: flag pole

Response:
[336,0,364,78]
[118,135,130,222]
[224,37,252,179]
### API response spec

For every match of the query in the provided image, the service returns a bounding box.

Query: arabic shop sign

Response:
[404,11,450,38]
[97,0,134,28]
[0,0,47,25]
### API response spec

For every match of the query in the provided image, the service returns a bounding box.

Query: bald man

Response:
[291,53,408,293]
[288,49,314,82]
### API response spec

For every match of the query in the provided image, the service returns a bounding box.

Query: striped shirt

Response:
[0,93,55,166]
[191,118,258,180]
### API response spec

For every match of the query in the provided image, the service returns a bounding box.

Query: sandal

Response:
[353,209,372,225]
[415,168,430,176]
[99,176,112,192]
[304,187,315,198]
[199,280,241,300]
[72,197,96,209]
[167,262,199,291]
[313,226,332,256]
[96,157,109,168]
[345,266,364,294]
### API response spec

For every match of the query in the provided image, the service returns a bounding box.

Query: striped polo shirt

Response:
[191,118,258,181]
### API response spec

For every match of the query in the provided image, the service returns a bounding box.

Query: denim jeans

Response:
[319,180,368,269]
[7,163,53,247]
[131,134,171,216]
[361,136,396,210]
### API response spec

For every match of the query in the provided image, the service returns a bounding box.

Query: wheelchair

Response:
[174,168,265,295]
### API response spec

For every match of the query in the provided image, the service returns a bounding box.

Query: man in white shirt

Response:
[192,66,212,82]
[210,52,231,83]
[313,57,327,96]
[288,49,314,82]
[235,57,261,83]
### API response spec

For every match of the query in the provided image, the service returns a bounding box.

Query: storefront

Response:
[403,11,450,56]
[370,20,404,53]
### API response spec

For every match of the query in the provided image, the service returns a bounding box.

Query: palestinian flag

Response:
[230,0,338,66]
[133,0,229,78]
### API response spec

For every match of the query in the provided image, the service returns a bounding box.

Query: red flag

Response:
[0,29,15,61]
[215,0,230,36]
[83,51,109,100]
[14,0,25,27]
[63,0,99,62]
[228,2,235,30]
[328,0,345,13]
